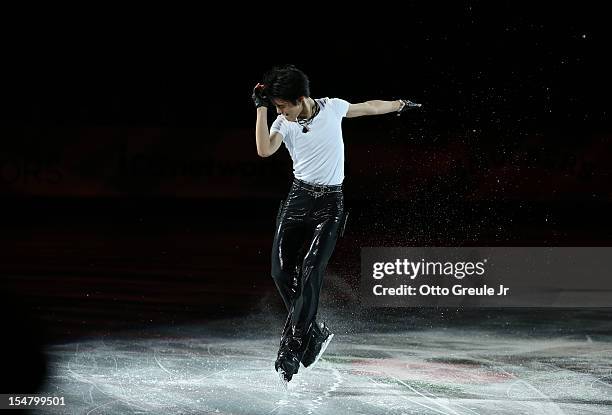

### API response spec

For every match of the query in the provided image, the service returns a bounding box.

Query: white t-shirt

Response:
[270,97,350,186]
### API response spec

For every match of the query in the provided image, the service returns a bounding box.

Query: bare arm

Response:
[255,107,282,157]
[346,100,403,118]
[346,99,422,118]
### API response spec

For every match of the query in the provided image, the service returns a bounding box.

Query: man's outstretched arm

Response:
[346,99,421,118]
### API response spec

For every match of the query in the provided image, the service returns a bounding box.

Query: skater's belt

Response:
[293,178,342,194]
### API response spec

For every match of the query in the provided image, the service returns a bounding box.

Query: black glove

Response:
[252,83,270,108]
[397,99,422,115]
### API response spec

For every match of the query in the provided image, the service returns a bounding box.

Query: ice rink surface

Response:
[34,309,612,414]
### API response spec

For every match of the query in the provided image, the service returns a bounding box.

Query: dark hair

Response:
[262,65,310,105]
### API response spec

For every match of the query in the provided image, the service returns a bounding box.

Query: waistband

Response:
[292,178,343,194]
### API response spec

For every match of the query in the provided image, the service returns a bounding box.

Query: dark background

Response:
[1,3,610,393]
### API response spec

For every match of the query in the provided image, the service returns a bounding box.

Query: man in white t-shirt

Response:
[252,65,421,385]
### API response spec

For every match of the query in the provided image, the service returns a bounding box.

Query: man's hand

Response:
[252,83,270,108]
[397,99,422,115]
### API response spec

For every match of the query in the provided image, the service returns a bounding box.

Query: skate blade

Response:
[276,370,289,391]
[311,333,334,368]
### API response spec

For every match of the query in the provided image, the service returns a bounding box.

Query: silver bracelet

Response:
[397,99,406,112]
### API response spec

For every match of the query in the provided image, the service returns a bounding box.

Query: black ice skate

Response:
[274,334,303,387]
[301,322,334,368]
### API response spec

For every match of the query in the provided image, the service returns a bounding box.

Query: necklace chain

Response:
[297,99,319,129]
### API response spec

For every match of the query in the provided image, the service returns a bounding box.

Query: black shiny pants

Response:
[271,178,345,341]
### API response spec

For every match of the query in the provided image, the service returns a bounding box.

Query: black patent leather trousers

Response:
[271,178,346,341]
